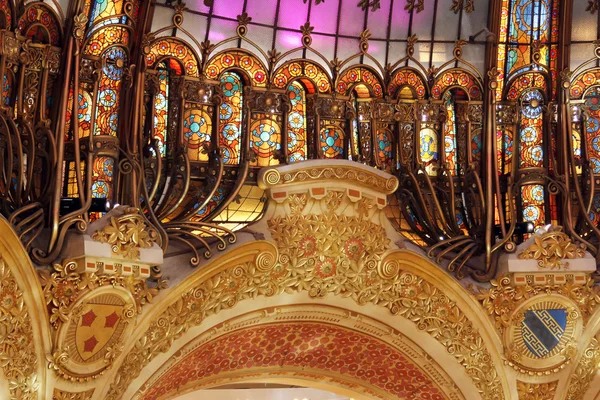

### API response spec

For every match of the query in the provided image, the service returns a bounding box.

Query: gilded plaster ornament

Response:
[0,257,38,400]
[105,192,504,400]
[565,336,600,400]
[91,210,157,260]
[476,275,600,334]
[516,381,557,400]
[53,388,94,400]
[518,228,586,269]
[39,260,161,329]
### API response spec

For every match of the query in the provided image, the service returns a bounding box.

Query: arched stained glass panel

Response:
[583,88,600,173]
[219,72,243,165]
[287,81,307,162]
[153,62,169,157]
[320,122,345,159]
[420,127,439,175]
[497,0,559,100]
[519,89,544,168]
[443,91,457,174]
[95,47,127,136]
[184,107,212,162]
[250,116,281,167]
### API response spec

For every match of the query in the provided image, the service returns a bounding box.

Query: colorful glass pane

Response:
[420,127,439,175]
[84,26,130,56]
[287,82,307,162]
[146,39,199,77]
[273,61,330,93]
[521,184,546,232]
[18,4,61,45]
[496,0,558,100]
[219,72,243,164]
[0,0,11,30]
[432,70,482,101]
[443,91,457,173]
[376,128,393,170]
[153,65,169,157]
[91,156,114,198]
[388,68,427,99]
[206,52,267,87]
[250,116,281,167]
[184,107,212,162]
[585,88,600,173]
[471,128,482,166]
[320,123,345,159]
[192,187,226,221]
[336,67,383,98]
[519,90,544,168]
[2,73,11,106]
[94,47,126,136]
[589,193,600,225]
[89,0,124,26]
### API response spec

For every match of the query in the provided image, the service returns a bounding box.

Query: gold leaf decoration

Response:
[0,257,38,400]
[39,260,162,330]
[518,228,586,269]
[517,381,557,400]
[565,336,600,399]
[53,389,94,400]
[91,210,157,260]
[476,276,600,334]
[105,194,504,400]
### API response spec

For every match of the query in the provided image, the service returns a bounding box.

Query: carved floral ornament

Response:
[103,192,506,400]
[518,227,587,269]
[91,208,158,260]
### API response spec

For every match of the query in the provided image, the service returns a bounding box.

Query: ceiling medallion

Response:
[505,296,582,374]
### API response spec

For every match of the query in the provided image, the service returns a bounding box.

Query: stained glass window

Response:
[376,128,393,170]
[153,62,169,157]
[420,128,439,175]
[496,0,559,100]
[287,82,307,162]
[320,122,345,159]
[95,47,126,136]
[90,156,114,221]
[219,72,243,165]
[443,91,458,174]
[582,88,600,172]
[89,0,124,26]
[250,115,281,167]
[519,90,545,168]
[521,184,546,232]
[184,107,212,162]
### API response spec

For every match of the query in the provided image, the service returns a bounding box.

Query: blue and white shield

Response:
[521,309,568,358]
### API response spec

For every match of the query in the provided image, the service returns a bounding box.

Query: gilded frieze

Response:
[516,381,558,400]
[564,336,600,400]
[0,257,38,400]
[477,275,600,333]
[53,388,94,400]
[104,190,504,400]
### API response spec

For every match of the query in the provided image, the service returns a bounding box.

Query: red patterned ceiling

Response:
[141,322,447,400]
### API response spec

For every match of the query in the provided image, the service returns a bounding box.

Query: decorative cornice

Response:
[258,160,399,194]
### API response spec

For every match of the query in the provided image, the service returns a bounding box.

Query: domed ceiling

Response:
[152,0,489,75]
